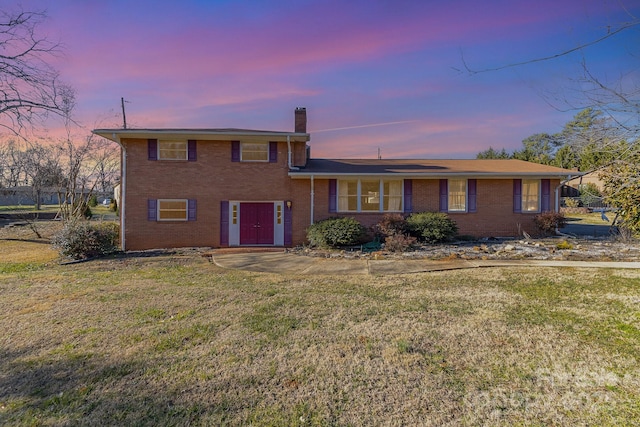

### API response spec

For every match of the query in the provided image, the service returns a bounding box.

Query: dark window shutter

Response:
[403,179,412,213]
[231,141,240,162]
[439,179,448,212]
[513,179,522,213]
[148,139,158,161]
[147,199,157,221]
[284,201,293,246]
[329,179,337,213]
[269,142,277,163]
[188,199,197,221]
[468,179,477,213]
[541,179,551,211]
[220,201,229,246]
[188,140,197,161]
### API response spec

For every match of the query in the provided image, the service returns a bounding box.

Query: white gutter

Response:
[113,133,126,251]
[286,135,300,171]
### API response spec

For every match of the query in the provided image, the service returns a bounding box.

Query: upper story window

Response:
[521,179,540,212]
[232,141,277,163]
[159,141,188,160]
[337,179,402,212]
[148,139,196,161]
[241,142,269,162]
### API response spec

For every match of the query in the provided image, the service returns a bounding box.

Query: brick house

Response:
[93,108,579,251]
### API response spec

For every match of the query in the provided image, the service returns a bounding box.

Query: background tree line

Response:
[476,107,634,173]
[0,8,119,219]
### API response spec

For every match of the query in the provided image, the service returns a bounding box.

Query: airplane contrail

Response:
[312,120,417,133]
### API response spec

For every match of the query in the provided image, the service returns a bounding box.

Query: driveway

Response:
[560,222,613,237]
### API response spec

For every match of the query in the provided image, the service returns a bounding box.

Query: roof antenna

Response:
[378,147,382,160]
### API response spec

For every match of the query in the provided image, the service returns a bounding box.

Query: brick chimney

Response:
[295,107,307,133]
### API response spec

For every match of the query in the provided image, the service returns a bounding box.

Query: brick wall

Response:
[123,138,309,250]
[122,141,561,250]
[309,178,561,241]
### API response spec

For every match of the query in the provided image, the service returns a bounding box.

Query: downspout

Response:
[113,133,126,251]
[287,135,299,171]
[310,175,315,225]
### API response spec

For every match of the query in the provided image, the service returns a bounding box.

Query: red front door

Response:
[240,203,274,245]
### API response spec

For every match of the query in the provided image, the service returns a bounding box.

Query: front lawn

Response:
[1,237,639,425]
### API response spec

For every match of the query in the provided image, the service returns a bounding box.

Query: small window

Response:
[241,142,268,162]
[276,205,282,225]
[158,199,188,221]
[158,141,187,160]
[522,179,540,212]
[448,179,467,212]
[232,204,238,225]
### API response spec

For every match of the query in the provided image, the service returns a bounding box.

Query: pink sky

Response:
[7,0,639,158]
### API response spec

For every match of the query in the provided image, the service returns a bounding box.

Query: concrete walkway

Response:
[211,251,640,275]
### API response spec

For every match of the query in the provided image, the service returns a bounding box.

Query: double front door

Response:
[239,202,274,245]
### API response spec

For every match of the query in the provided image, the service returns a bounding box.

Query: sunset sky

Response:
[15,0,640,158]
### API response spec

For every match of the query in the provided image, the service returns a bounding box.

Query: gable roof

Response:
[93,128,310,143]
[289,159,580,178]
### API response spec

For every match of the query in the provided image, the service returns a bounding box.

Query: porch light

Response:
[286,200,292,209]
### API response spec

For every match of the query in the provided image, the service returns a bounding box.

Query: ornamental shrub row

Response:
[306,212,459,249]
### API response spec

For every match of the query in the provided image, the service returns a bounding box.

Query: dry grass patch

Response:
[1,247,639,425]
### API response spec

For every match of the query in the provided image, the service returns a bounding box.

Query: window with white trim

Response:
[241,142,268,161]
[337,179,403,212]
[522,179,540,212]
[158,141,187,160]
[448,179,467,212]
[158,199,188,221]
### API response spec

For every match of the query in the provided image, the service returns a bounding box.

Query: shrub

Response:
[533,211,567,236]
[372,213,408,238]
[564,197,580,208]
[109,198,118,213]
[406,212,458,243]
[579,183,602,207]
[88,195,98,207]
[52,220,119,259]
[556,240,573,250]
[306,217,366,248]
[384,233,417,252]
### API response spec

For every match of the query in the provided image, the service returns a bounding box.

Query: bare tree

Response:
[462,5,640,233]
[0,139,26,188]
[0,8,71,134]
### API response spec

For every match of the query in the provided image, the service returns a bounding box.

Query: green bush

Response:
[52,220,119,259]
[88,195,98,207]
[406,212,458,243]
[533,211,566,236]
[109,198,118,213]
[306,217,366,248]
[579,183,602,206]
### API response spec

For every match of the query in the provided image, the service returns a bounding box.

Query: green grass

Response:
[1,250,639,425]
[0,204,61,213]
[565,212,614,225]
